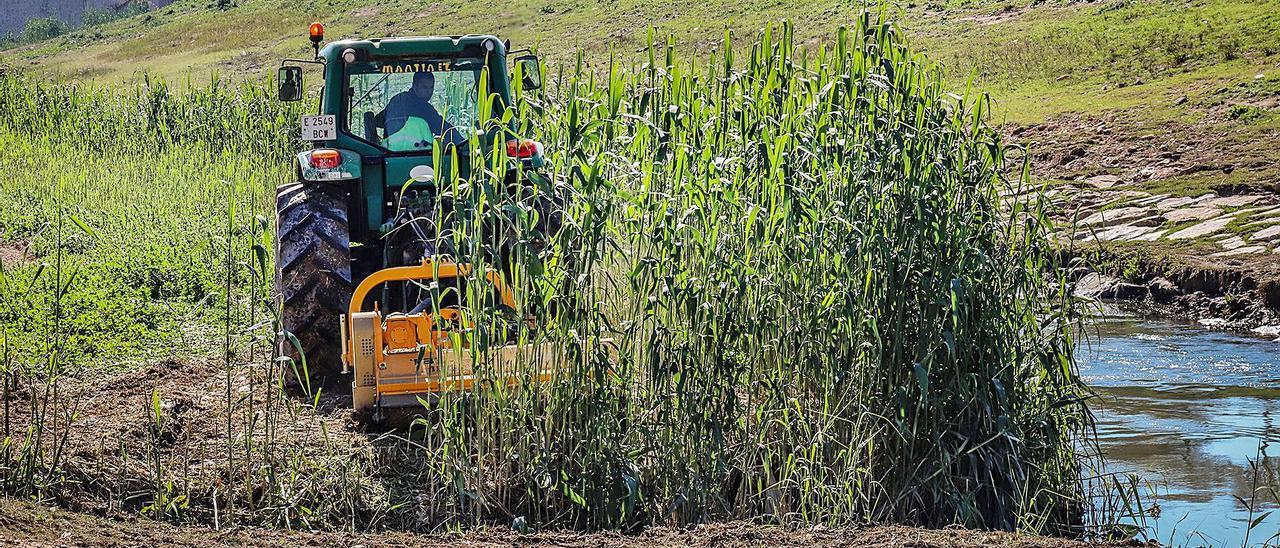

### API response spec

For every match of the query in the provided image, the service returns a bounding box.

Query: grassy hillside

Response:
[6,1,1278,118]
[4,0,1280,268]
[4,0,869,82]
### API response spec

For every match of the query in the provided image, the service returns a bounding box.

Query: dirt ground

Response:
[1,355,370,523]
[0,497,1124,548]
[0,241,29,268]
[1,355,1133,548]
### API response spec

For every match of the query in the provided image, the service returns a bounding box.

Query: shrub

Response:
[81,1,151,28]
[20,17,66,43]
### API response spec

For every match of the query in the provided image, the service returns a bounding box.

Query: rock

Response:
[1112,282,1149,299]
[1091,225,1158,241]
[1213,246,1267,257]
[1168,216,1235,240]
[1149,277,1181,303]
[1115,190,1152,200]
[1133,230,1167,241]
[1084,174,1123,189]
[1079,206,1157,226]
[1252,224,1280,241]
[1156,196,1204,210]
[1072,272,1148,300]
[1210,195,1264,208]
[1200,318,1231,329]
[1254,325,1280,338]
[1132,215,1166,227]
[1163,206,1223,223]
[1251,206,1280,218]
[1073,272,1117,299]
[1219,236,1247,250]
[1132,193,1170,207]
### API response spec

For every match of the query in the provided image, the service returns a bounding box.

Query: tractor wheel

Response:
[275,181,353,389]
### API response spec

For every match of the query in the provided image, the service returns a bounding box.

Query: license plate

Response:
[300,114,336,141]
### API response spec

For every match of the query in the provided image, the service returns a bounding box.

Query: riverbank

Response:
[0,497,1125,547]
[1011,99,1280,336]
[1065,247,1280,337]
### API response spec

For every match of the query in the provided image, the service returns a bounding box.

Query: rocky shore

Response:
[1067,258,1280,340]
[993,91,1280,340]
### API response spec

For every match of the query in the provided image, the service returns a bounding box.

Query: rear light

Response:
[506,139,543,159]
[309,149,342,169]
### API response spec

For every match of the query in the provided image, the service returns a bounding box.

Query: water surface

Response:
[1082,315,1280,546]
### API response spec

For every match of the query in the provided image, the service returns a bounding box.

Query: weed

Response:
[1230,104,1270,124]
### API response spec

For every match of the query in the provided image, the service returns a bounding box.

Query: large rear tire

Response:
[275,182,353,389]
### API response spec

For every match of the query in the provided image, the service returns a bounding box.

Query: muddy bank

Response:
[1064,248,1280,336]
[0,497,1126,548]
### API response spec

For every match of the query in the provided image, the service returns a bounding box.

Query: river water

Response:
[1082,313,1280,546]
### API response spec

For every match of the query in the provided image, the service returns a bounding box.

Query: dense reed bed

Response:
[0,13,1093,538]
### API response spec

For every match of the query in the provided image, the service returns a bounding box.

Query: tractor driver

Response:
[381,71,466,150]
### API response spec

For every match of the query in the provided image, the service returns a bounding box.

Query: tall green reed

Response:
[400,15,1091,534]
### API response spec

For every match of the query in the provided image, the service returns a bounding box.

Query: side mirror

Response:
[514,55,542,91]
[278,66,303,102]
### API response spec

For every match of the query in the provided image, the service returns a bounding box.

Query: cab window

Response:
[346,58,483,152]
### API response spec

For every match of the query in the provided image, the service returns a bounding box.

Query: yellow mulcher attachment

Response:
[341,260,558,414]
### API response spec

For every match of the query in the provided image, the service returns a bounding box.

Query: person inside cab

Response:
[381,71,466,151]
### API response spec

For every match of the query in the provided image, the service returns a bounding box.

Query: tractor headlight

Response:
[342,48,357,64]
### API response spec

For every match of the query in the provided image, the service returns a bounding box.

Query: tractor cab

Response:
[272,25,558,417]
[279,30,544,204]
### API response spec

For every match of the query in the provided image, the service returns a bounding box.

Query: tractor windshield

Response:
[346,57,483,152]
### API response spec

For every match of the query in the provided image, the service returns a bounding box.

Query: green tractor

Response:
[274,23,558,414]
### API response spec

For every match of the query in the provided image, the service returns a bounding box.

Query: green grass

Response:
[1,0,871,83]
[0,76,293,366]
[0,14,1099,536]
[922,0,1280,85]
